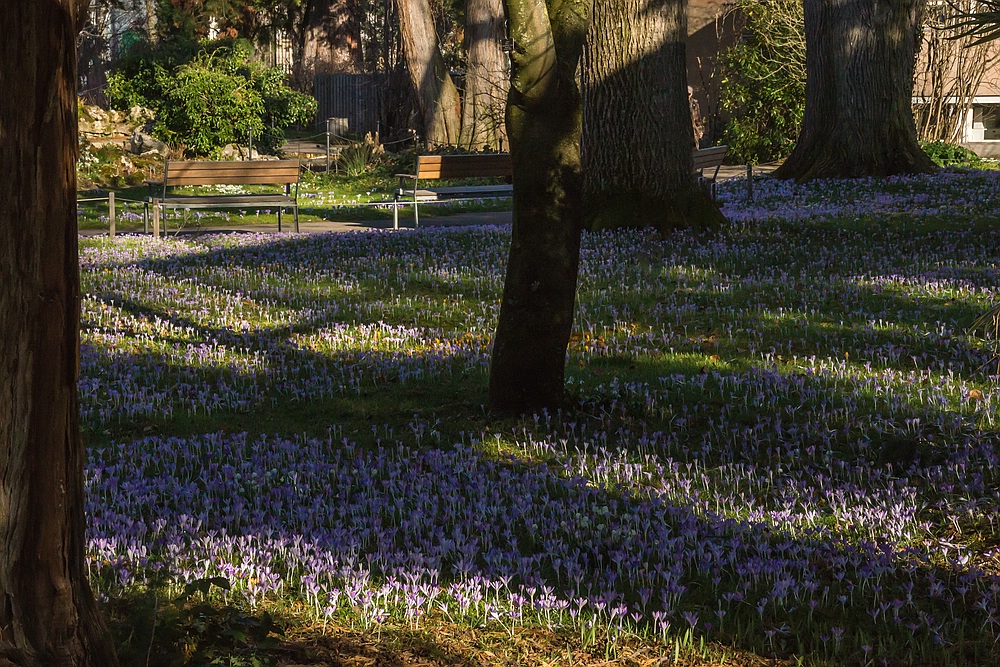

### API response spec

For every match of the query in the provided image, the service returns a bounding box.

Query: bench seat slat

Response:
[157,194,295,208]
[397,185,513,199]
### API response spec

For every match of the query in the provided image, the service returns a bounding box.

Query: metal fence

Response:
[313,74,383,137]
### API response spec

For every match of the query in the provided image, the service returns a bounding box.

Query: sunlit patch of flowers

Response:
[81,169,1000,664]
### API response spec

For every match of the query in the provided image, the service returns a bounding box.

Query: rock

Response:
[78,116,102,136]
[220,143,261,160]
[128,105,154,123]
[130,129,167,156]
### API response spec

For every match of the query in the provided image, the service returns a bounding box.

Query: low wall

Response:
[961,142,1000,158]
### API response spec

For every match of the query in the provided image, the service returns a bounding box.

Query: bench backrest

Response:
[414,154,512,180]
[163,160,301,186]
[692,146,727,171]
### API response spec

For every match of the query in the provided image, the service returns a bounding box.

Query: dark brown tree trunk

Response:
[396,0,462,145]
[488,0,591,413]
[295,0,363,85]
[0,2,119,666]
[774,0,935,180]
[581,0,725,232]
[460,0,509,150]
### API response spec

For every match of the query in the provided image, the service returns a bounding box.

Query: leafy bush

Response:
[716,0,805,164]
[107,39,316,157]
[920,140,988,168]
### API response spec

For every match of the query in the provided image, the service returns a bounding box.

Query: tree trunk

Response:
[295,0,363,86]
[396,0,462,145]
[774,0,935,180]
[0,2,120,666]
[144,0,157,42]
[581,0,725,232]
[488,0,591,413]
[459,0,509,150]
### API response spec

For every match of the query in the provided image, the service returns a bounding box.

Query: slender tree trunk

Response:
[774,0,935,180]
[0,2,119,666]
[396,0,462,145]
[144,0,157,42]
[581,0,724,232]
[488,0,591,413]
[295,0,363,85]
[460,0,509,150]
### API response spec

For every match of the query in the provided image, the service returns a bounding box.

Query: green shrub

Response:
[920,140,987,168]
[107,39,316,157]
[717,0,805,165]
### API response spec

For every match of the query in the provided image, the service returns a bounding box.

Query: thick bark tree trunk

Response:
[397,0,462,145]
[0,2,120,666]
[459,0,509,150]
[774,0,935,180]
[581,0,725,232]
[488,0,591,413]
[295,0,363,85]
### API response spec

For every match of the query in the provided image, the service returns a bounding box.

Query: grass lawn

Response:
[81,168,1000,666]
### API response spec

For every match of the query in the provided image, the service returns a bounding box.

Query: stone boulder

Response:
[130,129,168,156]
[220,143,262,160]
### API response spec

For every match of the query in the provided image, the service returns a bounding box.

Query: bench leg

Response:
[413,194,419,229]
[278,208,282,233]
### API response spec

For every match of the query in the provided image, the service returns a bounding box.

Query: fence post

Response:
[746,164,754,202]
[326,118,332,172]
[152,199,160,238]
[108,191,115,238]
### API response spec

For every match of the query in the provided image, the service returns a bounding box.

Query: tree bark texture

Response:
[460,0,509,150]
[396,0,462,145]
[581,0,725,232]
[774,0,935,180]
[296,0,363,84]
[0,2,120,666]
[488,0,591,413]
[144,0,158,42]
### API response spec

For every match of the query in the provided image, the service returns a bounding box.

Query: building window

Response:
[972,104,1000,140]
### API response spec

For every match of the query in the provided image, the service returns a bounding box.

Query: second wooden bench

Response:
[393,153,513,229]
[692,145,728,200]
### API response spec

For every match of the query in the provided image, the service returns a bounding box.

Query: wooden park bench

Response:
[393,153,513,229]
[146,160,302,234]
[692,145,728,200]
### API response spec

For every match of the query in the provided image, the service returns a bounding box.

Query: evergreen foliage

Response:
[716,0,805,164]
[107,38,316,157]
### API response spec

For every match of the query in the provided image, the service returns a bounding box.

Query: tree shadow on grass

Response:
[78,228,1000,666]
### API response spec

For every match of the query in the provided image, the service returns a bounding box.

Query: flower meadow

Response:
[81,169,1000,665]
